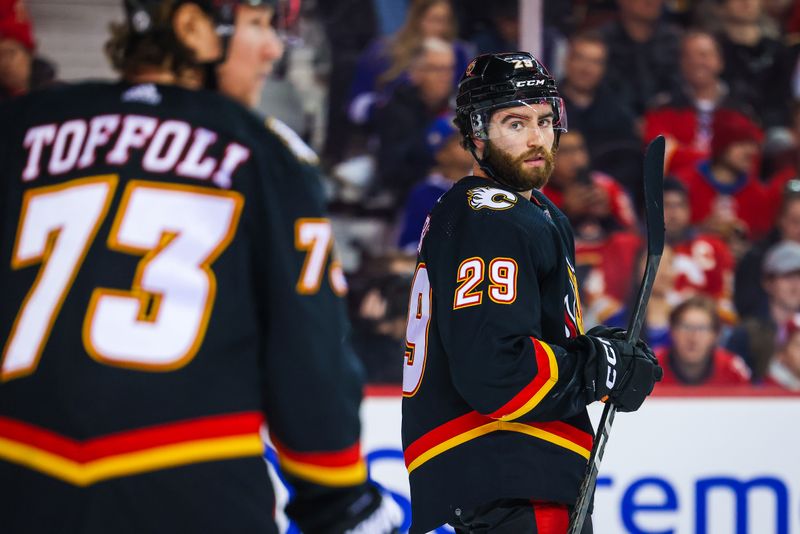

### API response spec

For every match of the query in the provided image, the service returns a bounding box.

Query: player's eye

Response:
[538,117,553,128]
[251,14,270,29]
[509,121,525,131]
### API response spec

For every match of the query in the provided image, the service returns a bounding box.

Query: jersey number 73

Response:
[2,175,242,380]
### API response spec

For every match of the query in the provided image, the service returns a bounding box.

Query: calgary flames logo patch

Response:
[467,187,517,211]
[465,59,477,77]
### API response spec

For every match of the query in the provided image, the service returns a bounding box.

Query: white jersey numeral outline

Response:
[488,258,518,304]
[2,176,243,380]
[403,263,432,397]
[294,218,334,295]
[453,256,518,309]
[83,181,243,371]
[453,258,485,309]
[2,176,118,380]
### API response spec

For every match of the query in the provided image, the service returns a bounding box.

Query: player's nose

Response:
[526,125,546,147]
[261,28,284,62]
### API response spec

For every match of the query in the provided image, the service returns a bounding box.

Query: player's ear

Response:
[472,137,485,158]
[173,2,222,64]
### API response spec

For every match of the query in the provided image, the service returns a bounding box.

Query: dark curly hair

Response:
[105,1,200,77]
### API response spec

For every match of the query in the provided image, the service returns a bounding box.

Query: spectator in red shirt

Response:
[543,129,637,231]
[644,29,754,175]
[766,314,800,391]
[544,130,641,328]
[657,296,751,386]
[574,230,642,328]
[663,178,736,322]
[674,109,771,241]
[0,0,55,101]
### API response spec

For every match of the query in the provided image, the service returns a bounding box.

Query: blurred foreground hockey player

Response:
[400,52,663,533]
[0,1,400,532]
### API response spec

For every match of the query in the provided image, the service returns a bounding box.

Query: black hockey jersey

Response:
[401,176,595,532]
[0,82,366,533]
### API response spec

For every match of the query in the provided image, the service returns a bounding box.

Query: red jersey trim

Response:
[488,337,559,421]
[270,436,367,487]
[404,410,592,474]
[0,412,264,486]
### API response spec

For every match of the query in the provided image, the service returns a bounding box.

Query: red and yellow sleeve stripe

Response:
[271,437,367,487]
[0,412,264,487]
[488,337,558,421]
[404,411,592,475]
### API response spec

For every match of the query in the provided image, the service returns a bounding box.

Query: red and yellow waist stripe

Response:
[270,436,367,487]
[405,337,591,473]
[0,412,264,486]
[404,411,593,474]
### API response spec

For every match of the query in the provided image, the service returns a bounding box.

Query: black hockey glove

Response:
[286,483,402,534]
[569,327,663,413]
[343,488,403,534]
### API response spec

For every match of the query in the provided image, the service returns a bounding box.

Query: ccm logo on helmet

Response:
[515,80,546,88]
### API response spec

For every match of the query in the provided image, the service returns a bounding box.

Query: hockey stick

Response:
[567,135,666,534]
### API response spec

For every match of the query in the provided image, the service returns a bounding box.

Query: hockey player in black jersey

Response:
[0,1,400,533]
[401,52,663,533]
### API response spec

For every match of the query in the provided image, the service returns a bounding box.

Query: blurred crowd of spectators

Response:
[5,0,800,391]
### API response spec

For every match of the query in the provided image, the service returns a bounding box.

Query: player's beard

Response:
[484,140,556,191]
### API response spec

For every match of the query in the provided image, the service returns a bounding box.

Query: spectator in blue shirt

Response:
[397,113,473,250]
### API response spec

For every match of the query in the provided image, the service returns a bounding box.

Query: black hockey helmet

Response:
[455,51,567,146]
[454,52,567,190]
[124,0,277,60]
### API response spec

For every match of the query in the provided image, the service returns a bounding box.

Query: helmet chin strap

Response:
[202,20,236,90]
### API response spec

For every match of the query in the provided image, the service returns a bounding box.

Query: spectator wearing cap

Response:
[765,314,800,390]
[656,296,750,386]
[735,180,800,318]
[643,29,754,175]
[0,0,55,101]
[663,178,737,323]
[673,109,771,241]
[397,113,472,250]
[763,102,800,214]
[726,240,800,380]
